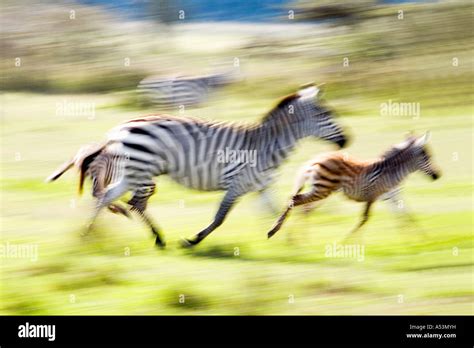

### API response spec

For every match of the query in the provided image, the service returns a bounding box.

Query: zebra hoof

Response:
[179,238,197,248]
[81,224,94,238]
[80,232,90,241]
[155,238,166,249]
[155,242,166,249]
[267,229,277,239]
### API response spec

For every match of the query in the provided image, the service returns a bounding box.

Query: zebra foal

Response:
[267,132,440,239]
[46,84,347,248]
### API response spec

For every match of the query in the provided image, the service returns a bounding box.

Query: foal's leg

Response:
[90,173,131,219]
[128,182,166,248]
[383,189,426,239]
[85,180,129,235]
[342,201,373,242]
[267,186,332,239]
[384,189,418,224]
[108,203,131,218]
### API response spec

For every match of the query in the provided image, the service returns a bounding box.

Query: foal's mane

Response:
[380,137,416,161]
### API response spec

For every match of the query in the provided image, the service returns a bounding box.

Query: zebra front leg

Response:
[383,189,426,238]
[384,189,417,224]
[181,190,241,247]
[343,201,373,242]
[267,190,323,239]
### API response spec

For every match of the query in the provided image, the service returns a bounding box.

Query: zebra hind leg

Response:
[128,183,166,248]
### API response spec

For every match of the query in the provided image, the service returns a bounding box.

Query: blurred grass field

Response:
[1,88,472,315]
[1,0,473,315]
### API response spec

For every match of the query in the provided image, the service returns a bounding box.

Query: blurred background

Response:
[1,0,472,314]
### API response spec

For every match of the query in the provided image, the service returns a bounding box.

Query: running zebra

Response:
[137,71,236,108]
[267,132,440,240]
[46,84,347,248]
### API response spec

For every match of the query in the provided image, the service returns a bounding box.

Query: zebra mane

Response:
[276,93,301,108]
[121,113,251,132]
[380,137,417,161]
[261,93,301,123]
[125,102,299,131]
[123,114,176,124]
[123,114,221,127]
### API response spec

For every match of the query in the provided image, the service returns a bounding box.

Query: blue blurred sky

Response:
[78,0,423,22]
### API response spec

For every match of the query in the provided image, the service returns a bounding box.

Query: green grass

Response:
[1,89,472,315]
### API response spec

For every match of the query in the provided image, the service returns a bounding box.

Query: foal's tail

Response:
[45,142,106,195]
[46,142,131,219]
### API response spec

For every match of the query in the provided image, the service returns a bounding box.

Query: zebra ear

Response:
[415,131,431,146]
[316,83,326,97]
[298,83,320,100]
[404,130,415,139]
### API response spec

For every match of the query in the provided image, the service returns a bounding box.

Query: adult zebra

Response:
[46,84,347,247]
[137,71,236,108]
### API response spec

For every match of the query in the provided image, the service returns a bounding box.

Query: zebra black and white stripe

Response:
[267,132,440,239]
[137,71,236,108]
[47,84,347,247]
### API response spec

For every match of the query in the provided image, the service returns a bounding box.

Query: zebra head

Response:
[294,84,347,148]
[411,132,441,180]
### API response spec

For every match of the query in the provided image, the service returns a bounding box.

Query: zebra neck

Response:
[375,153,417,185]
[253,120,302,170]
